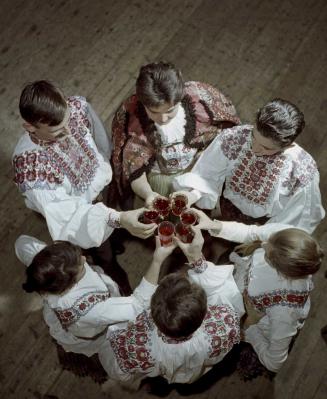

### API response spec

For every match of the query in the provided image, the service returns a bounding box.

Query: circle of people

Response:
[13,61,325,387]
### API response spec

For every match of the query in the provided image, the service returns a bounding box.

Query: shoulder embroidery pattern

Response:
[46,96,99,192]
[282,149,317,195]
[203,305,240,359]
[53,290,110,330]
[222,128,287,205]
[109,310,155,374]
[248,288,311,313]
[13,150,64,192]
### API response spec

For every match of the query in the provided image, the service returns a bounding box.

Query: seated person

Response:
[98,229,244,387]
[194,210,324,372]
[16,234,172,357]
[111,61,240,207]
[174,98,325,232]
[13,80,156,293]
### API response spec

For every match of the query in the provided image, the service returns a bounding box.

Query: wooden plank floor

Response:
[0,0,326,398]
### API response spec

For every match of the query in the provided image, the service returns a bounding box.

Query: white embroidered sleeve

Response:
[23,188,118,248]
[269,172,325,233]
[212,221,293,243]
[188,262,244,317]
[95,278,157,325]
[172,135,228,209]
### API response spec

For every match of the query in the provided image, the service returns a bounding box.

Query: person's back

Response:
[98,234,244,388]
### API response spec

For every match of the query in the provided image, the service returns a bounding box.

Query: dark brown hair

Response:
[256,98,305,147]
[19,80,67,126]
[136,62,184,108]
[151,273,207,338]
[22,241,82,294]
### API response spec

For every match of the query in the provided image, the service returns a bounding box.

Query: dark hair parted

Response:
[151,273,207,339]
[136,62,184,108]
[256,98,305,147]
[19,80,67,126]
[266,228,323,278]
[22,241,82,294]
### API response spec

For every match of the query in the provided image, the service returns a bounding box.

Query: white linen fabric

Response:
[15,235,156,356]
[173,125,325,233]
[151,104,198,174]
[212,221,314,372]
[98,261,244,386]
[13,96,119,248]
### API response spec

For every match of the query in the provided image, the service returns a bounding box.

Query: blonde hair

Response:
[235,228,323,279]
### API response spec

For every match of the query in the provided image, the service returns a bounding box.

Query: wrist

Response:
[187,255,207,273]
[107,209,121,229]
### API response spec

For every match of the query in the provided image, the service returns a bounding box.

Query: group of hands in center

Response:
[120,190,222,239]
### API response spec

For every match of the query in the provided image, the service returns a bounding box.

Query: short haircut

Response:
[136,62,184,108]
[22,241,82,294]
[256,98,305,146]
[267,228,323,278]
[19,80,67,126]
[151,273,207,338]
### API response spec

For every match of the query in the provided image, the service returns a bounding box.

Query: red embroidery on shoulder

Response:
[13,150,64,192]
[204,305,240,358]
[282,149,317,195]
[248,288,311,313]
[53,290,110,330]
[222,127,286,205]
[109,311,155,374]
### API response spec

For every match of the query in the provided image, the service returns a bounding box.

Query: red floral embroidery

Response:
[221,126,318,206]
[53,290,110,330]
[248,289,311,313]
[13,96,99,194]
[109,311,155,374]
[13,151,64,192]
[204,305,240,359]
[281,149,317,195]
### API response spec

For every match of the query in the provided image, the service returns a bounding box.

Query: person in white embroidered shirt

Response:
[16,234,174,357]
[173,98,325,233]
[193,210,324,373]
[98,228,245,388]
[13,81,156,294]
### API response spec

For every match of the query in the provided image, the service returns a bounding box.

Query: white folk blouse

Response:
[98,261,244,386]
[15,235,157,357]
[211,221,314,372]
[13,96,119,249]
[173,125,325,233]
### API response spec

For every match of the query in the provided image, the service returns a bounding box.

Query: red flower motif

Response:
[211,335,222,349]
[135,332,148,345]
[88,296,95,303]
[205,322,218,335]
[26,170,36,181]
[79,303,87,310]
[136,347,149,361]
[118,347,129,360]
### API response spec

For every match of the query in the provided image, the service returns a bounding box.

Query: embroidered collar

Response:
[157,328,193,344]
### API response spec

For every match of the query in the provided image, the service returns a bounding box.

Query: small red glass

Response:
[153,196,170,217]
[180,209,198,226]
[140,210,160,224]
[175,222,194,243]
[171,194,188,216]
[158,221,175,247]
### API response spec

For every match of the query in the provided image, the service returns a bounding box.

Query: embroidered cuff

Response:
[107,209,121,229]
[187,256,207,273]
